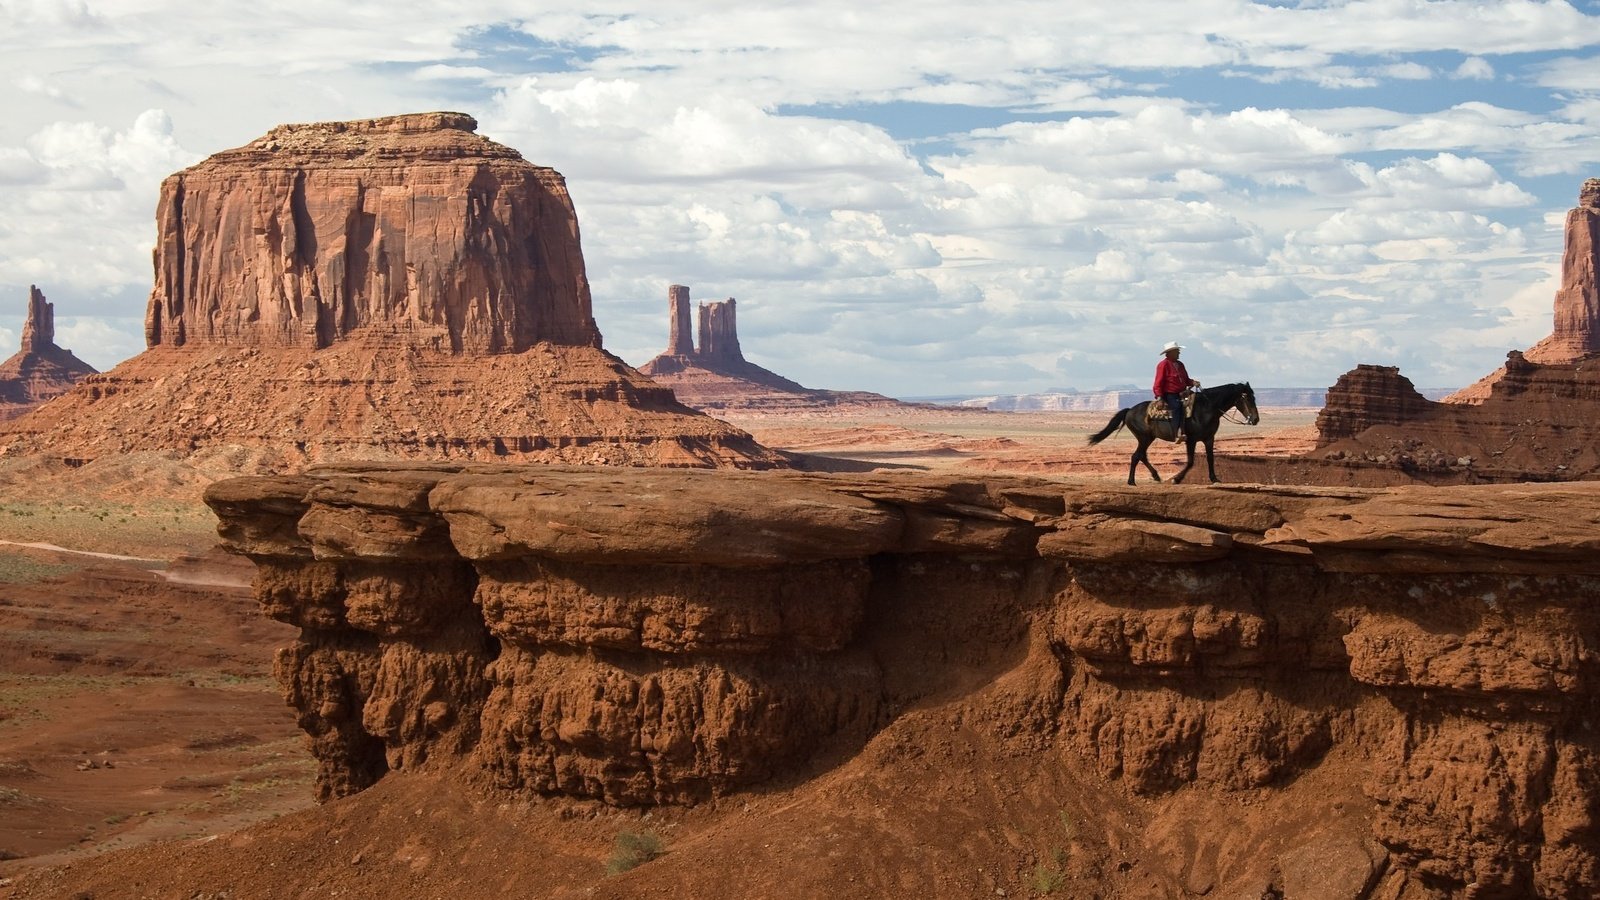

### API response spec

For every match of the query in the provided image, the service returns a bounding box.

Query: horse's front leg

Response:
[1172,435,1197,483]
[1205,438,1219,483]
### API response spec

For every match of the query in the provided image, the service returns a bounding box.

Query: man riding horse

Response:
[1153,340,1199,442]
[1086,343,1260,485]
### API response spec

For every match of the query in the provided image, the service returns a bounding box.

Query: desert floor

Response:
[0,404,1319,885]
[725,405,1321,478]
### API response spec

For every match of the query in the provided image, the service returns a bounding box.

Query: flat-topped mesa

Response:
[144,111,601,354]
[1314,364,1436,446]
[0,120,782,470]
[1521,177,1600,365]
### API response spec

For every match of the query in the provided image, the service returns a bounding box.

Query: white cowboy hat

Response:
[1160,341,1184,355]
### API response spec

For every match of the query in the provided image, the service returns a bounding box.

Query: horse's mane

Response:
[1198,382,1250,401]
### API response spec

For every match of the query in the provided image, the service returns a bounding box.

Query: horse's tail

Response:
[1086,408,1129,445]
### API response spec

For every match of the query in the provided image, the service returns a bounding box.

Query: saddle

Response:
[1145,390,1196,441]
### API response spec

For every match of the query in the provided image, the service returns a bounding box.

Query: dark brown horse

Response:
[1086,382,1260,485]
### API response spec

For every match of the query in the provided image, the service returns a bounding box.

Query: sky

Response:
[3,1,1600,397]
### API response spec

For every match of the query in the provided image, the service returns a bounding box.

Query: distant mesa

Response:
[0,286,97,422]
[638,284,922,411]
[0,113,782,472]
[959,386,1405,412]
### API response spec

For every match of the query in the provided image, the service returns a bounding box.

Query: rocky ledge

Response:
[208,467,1600,897]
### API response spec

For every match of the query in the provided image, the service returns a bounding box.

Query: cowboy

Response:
[1153,340,1200,441]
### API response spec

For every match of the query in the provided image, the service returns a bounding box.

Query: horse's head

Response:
[1235,382,1260,425]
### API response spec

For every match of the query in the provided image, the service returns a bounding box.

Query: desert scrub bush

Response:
[1028,844,1070,895]
[605,828,665,875]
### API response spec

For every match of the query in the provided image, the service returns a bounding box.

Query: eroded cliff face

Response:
[208,467,1600,898]
[145,112,599,354]
[1314,364,1436,445]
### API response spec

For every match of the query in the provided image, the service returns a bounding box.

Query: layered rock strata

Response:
[1261,350,1600,484]
[1314,364,1438,444]
[145,111,598,353]
[0,116,780,469]
[211,466,1600,897]
[0,286,97,421]
[638,284,915,411]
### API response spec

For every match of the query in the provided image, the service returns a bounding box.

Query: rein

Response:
[1199,384,1254,426]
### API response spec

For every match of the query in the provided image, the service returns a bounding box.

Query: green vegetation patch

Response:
[0,551,81,583]
[0,499,217,560]
[605,828,665,876]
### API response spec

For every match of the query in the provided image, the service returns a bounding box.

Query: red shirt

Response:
[1153,357,1191,396]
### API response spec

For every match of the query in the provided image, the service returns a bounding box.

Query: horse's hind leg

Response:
[1132,438,1161,484]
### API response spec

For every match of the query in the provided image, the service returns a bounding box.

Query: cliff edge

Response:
[16,468,1576,898]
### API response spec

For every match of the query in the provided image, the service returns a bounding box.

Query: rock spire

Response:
[1523,177,1600,364]
[667,284,694,356]
[638,283,911,411]
[0,285,98,421]
[20,285,53,352]
[697,297,742,363]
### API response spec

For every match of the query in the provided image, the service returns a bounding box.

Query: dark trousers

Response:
[1161,393,1184,431]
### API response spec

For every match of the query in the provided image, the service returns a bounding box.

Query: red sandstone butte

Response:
[0,285,97,421]
[0,114,781,470]
[144,111,598,354]
[1312,364,1436,445]
[638,283,914,411]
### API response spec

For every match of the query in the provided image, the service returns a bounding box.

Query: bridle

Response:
[1218,389,1258,426]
